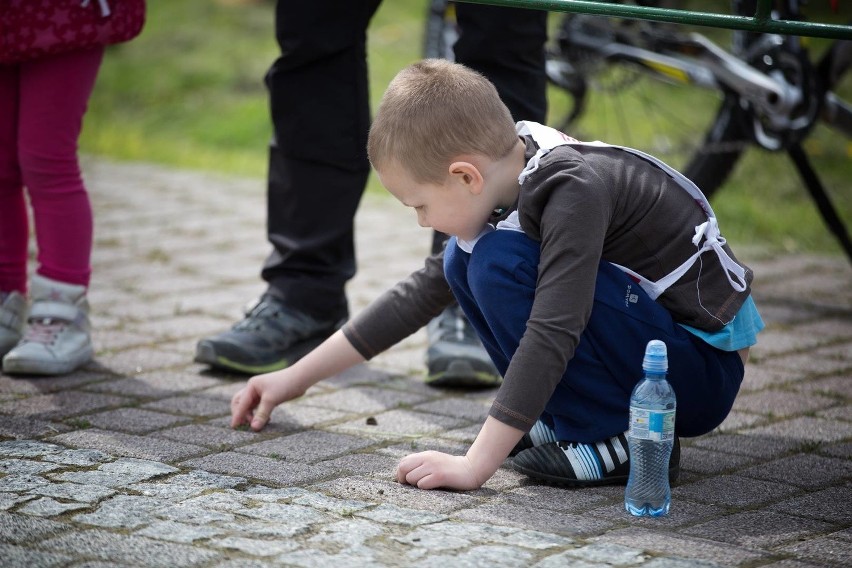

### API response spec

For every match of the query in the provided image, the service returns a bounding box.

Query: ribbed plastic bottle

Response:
[624,339,676,517]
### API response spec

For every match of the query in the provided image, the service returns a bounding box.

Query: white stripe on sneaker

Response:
[596,441,616,473]
[578,444,603,479]
[612,435,629,464]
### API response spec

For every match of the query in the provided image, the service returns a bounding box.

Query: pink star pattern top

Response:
[0,0,146,64]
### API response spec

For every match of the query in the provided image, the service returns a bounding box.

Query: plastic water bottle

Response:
[625,339,676,517]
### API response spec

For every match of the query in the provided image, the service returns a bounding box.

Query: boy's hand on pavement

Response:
[396,451,482,491]
[230,371,306,431]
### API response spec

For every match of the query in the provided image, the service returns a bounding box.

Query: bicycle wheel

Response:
[547,4,745,196]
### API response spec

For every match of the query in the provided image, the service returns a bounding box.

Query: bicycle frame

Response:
[559,24,852,150]
[456,0,852,39]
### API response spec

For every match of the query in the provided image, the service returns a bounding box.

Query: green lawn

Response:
[81,0,851,257]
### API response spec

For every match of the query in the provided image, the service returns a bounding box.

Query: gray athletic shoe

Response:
[194,295,346,375]
[2,275,92,376]
[425,305,501,388]
[0,291,27,359]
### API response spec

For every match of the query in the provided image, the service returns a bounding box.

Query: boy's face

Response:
[377,161,494,242]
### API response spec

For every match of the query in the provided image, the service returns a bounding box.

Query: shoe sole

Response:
[2,347,93,376]
[194,335,326,375]
[425,359,501,389]
[511,460,681,487]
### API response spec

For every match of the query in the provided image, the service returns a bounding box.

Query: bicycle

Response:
[424,0,852,262]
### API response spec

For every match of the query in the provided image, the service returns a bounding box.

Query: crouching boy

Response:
[231,59,763,490]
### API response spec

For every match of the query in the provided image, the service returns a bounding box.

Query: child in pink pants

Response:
[0,46,104,375]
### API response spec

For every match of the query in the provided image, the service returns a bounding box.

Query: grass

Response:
[81,0,851,257]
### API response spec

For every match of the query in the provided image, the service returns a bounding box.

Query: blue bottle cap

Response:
[643,339,668,373]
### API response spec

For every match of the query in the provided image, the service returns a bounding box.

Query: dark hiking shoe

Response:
[194,295,346,375]
[512,433,681,487]
[425,305,501,388]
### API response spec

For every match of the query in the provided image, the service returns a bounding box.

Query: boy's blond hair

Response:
[368,59,518,184]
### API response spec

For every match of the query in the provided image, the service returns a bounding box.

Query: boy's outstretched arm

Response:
[230,330,365,431]
[397,416,524,490]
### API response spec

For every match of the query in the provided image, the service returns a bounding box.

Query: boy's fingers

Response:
[230,386,257,428]
[249,399,275,431]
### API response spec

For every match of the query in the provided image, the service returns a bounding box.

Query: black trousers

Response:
[261,0,547,320]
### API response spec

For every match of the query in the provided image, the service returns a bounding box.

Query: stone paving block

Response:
[0,372,112,395]
[739,364,808,391]
[212,535,299,557]
[72,494,171,528]
[777,535,852,567]
[682,510,836,548]
[91,328,151,353]
[501,483,613,514]
[601,497,729,529]
[153,423,258,449]
[0,391,132,420]
[412,398,492,422]
[0,494,35,511]
[0,441,62,459]
[180,452,336,486]
[135,519,226,543]
[301,385,432,414]
[316,451,400,480]
[592,527,768,565]
[142,394,230,418]
[86,407,191,433]
[379,437,470,458]
[768,485,852,524]
[408,544,537,567]
[17,497,90,517]
[749,328,833,358]
[49,429,206,463]
[762,350,851,378]
[128,314,234,342]
[738,453,852,489]
[41,448,112,466]
[328,408,470,439]
[0,416,71,439]
[0,511,70,543]
[451,500,613,536]
[95,347,190,375]
[0,458,63,476]
[39,528,221,567]
[83,370,226,398]
[692,433,806,458]
[820,442,852,459]
[28,482,116,503]
[0,474,51,492]
[742,416,852,443]
[289,492,372,516]
[673,474,800,508]
[681,446,760,475]
[236,430,376,463]
[0,542,73,568]
[311,476,479,514]
[355,503,448,526]
[715,410,768,433]
[208,402,352,434]
[732,389,838,418]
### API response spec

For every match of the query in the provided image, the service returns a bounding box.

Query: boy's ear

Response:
[448,160,484,195]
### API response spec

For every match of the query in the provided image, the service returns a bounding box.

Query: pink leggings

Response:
[0,46,104,294]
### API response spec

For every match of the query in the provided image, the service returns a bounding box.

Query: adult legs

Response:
[425,2,548,386]
[195,1,382,374]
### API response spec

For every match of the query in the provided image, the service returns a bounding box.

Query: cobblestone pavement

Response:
[1,159,850,567]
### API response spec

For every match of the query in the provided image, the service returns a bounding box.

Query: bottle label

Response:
[629,408,675,442]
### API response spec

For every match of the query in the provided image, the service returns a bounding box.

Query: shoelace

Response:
[23,318,64,345]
